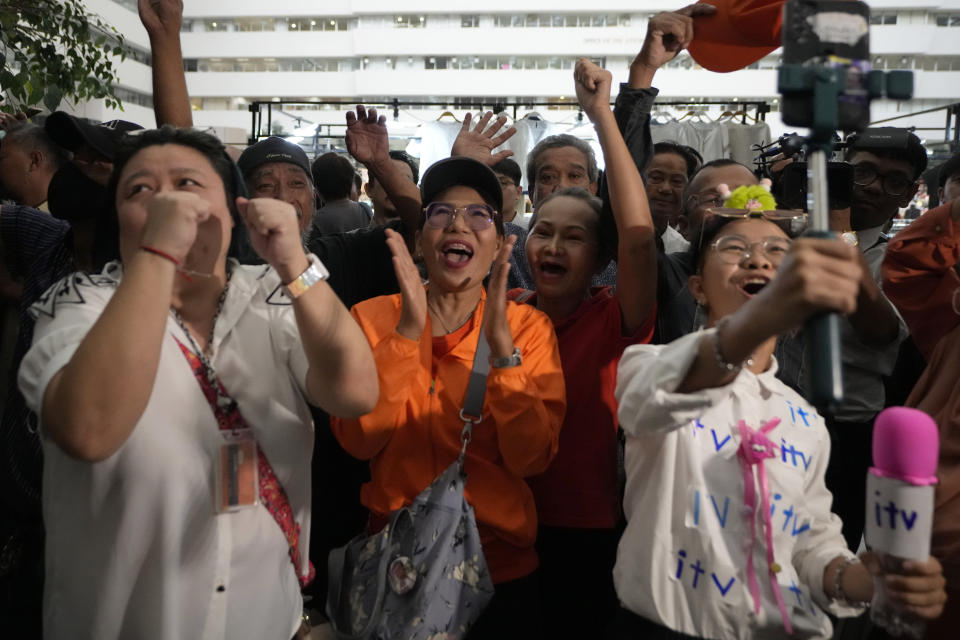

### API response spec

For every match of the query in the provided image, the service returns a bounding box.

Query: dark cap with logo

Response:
[237,136,311,179]
[420,156,503,213]
[45,112,144,161]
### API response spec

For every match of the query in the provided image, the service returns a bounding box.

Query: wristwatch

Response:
[839,231,859,247]
[283,253,329,299]
[490,347,522,369]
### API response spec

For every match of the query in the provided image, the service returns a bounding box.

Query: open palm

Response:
[345,105,390,166]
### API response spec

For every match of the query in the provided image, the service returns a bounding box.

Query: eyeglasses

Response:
[705,207,809,236]
[423,202,497,230]
[852,163,913,196]
[710,235,792,265]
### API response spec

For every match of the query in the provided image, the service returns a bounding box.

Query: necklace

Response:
[427,297,478,335]
[172,265,233,387]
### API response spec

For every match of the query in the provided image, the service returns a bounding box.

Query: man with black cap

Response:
[238,136,318,234]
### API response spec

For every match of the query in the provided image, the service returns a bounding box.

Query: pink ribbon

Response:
[736,418,792,635]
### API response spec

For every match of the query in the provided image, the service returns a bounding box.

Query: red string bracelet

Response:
[139,245,180,266]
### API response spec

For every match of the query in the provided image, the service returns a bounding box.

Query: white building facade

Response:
[78,0,959,153]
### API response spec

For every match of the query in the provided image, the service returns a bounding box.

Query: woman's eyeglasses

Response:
[710,235,792,265]
[424,202,497,230]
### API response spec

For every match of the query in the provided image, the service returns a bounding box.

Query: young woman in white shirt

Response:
[611,211,946,638]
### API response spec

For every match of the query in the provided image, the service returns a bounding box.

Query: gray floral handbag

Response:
[326,331,495,639]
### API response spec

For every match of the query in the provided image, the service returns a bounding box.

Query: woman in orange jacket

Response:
[331,153,566,638]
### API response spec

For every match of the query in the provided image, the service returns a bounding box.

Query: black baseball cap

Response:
[45,112,144,161]
[938,151,960,188]
[237,136,311,179]
[420,157,503,213]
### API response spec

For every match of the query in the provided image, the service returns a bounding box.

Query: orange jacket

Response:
[331,288,566,583]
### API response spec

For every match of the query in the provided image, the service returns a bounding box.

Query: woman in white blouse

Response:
[612,211,946,639]
[18,127,377,640]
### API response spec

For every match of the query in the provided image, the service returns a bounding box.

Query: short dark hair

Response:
[368,150,420,188]
[311,152,355,201]
[526,134,599,199]
[98,126,250,267]
[531,187,614,269]
[846,128,928,180]
[353,172,362,191]
[682,158,754,204]
[652,141,700,178]
[492,158,522,185]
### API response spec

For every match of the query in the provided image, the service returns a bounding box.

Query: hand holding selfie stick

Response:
[777,0,912,413]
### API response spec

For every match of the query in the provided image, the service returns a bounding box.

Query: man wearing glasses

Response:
[779,128,926,551]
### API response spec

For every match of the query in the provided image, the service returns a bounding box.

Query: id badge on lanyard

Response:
[215,428,259,513]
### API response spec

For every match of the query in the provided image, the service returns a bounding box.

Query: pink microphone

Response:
[866,406,939,639]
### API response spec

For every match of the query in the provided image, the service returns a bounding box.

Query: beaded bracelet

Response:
[834,555,862,605]
[712,317,754,372]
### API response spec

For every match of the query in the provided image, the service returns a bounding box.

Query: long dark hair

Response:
[94,126,252,269]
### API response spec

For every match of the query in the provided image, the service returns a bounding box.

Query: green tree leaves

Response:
[0,0,129,112]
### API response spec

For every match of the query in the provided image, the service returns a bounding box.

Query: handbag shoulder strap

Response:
[457,328,491,463]
[463,329,491,419]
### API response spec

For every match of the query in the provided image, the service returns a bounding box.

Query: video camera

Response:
[756,127,918,212]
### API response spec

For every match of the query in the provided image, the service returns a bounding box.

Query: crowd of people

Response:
[0,1,958,639]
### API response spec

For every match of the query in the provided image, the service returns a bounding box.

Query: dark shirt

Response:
[305,219,402,309]
[311,199,371,236]
[302,219,403,607]
[655,247,700,344]
[0,205,74,521]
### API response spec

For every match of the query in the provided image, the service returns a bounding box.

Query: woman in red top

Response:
[513,60,658,635]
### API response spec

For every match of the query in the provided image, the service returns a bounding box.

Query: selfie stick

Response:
[778,0,912,413]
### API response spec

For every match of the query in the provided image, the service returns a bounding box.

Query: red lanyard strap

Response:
[175,337,315,587]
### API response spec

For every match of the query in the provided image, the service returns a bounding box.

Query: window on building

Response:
[236,18,275,31]
[424,56,450,70]
[934,14,960,26]
[461,15,479,28]
[870,13,898,25]
[395,15,427,28]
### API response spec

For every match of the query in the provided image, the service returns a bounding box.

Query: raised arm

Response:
[679,239,862,393]
[39,192,206,461]
[628,4,715,89]
[239,197,378,417]
[345,105,421,247]
[138,0,192,127]
[450,111,517,166]
[575,59,656,333]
